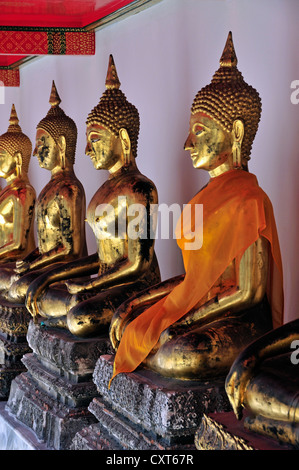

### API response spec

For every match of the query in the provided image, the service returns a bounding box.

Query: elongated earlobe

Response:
[232,119,244,169]
[15,152,22,177]
[119,128,131,166]
[58,135,66,169]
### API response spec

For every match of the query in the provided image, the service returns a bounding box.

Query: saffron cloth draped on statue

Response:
[110,170,283,384]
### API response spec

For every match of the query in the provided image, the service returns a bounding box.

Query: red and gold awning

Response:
[0,0,157,86]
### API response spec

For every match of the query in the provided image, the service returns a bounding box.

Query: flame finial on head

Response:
[105,55,121,90]
[7,104,22,133]
[49,80,61,108]
[219,31,238,68]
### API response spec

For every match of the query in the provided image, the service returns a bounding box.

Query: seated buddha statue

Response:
[225,319,299,447]
[0,104,36,289]
[108,32,284,385]
[24,55,160,337]
[3,81,87,303]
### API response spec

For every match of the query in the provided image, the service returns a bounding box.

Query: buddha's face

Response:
[34,128,60,170]
[86,123,121,171]
[0,146,17,179]
[184,112,232,171]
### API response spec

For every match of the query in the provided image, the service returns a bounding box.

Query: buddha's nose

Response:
[85,142,92,155]
[184,134,193,151]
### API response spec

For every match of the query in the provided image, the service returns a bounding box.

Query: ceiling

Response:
[0,0,156,86]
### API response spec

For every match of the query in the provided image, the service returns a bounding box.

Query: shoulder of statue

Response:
[52,172,84,190]
[131,172,157,191]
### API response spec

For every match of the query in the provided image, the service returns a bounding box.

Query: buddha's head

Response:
[0,104,32,180]
[86,55,140,170]
[185,32,261,172]
[34,81,77,171]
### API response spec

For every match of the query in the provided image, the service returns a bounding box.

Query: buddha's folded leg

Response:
[0,263,18,294]
[67,281,152,338]
[244,361,299,423]
[243,365,299,446]
[8,263,65,303]
[9,271,43,302]
[145,300,273,380]
[37,284,78,319]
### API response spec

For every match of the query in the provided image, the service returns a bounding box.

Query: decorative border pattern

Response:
[0,30,95,55]
[0,68,20,87]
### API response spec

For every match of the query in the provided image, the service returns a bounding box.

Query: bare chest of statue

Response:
[36,180,65,253]
[86,177,133,266]
[0,190,14,245]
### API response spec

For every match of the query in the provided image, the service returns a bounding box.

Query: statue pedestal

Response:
[0,401,50,450]
[0,298,32,399]
[71,355,231,450]
[6,320,113,450]
[194,412,297,450]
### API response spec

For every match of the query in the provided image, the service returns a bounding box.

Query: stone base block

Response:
[72,394,197,450]
[0,299,32,399]
[194,412,296,450]
[0,331,31,400]
[72,354,231,450]
[6,319,113,450]
[7,372,97,450]
[0,364,27,401]
[0,401,50,450]
[0,298,31,338]
[0,337,31,400]
[71,420,124,450]
[26,319,112,378]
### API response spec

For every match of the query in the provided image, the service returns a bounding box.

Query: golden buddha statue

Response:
[0,104,35,287]
[109,32,284,385]
[3,81,87,303]
[225,319,299,447]
[24,55,160,337]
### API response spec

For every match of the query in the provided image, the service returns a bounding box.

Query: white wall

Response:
[0,0,298,323]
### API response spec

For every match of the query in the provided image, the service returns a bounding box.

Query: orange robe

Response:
[110,170,284,385]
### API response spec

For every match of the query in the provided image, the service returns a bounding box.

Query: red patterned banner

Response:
[0,69,20,87]
[65,31,95,55]
[0,30,95,55]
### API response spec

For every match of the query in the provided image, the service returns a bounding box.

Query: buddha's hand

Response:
[14,260,30,274]
[26,289,38,318]
[225,352,258,420]
[65,280,91,294]
[25,275,48,319]
[109,315,120,350]
[26,284,40,319]
[109,299,135,350]
[159,321,188,346]
[159,326,178,345]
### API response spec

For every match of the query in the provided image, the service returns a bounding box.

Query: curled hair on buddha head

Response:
[191,32,262,169]
[86,55,140,159]
[0,104,32,173]
[37,81,77,164]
